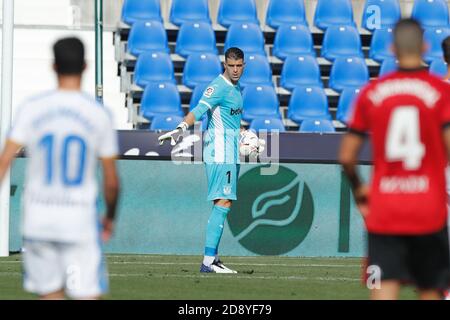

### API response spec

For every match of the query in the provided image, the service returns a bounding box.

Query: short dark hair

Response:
[225,47,244,61]
[393,18,424,57]
[53,37,85,75]
[442,36,450,64]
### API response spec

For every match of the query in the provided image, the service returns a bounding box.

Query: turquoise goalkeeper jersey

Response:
[192,74,243,164]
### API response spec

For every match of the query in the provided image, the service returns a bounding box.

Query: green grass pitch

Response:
[0,254,417,300]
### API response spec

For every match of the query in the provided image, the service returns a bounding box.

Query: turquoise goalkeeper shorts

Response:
[205,163,240,201]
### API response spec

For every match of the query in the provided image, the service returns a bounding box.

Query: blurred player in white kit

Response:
[0,37,120,299]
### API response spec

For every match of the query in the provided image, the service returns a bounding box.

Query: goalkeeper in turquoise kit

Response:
[159,47,262,273]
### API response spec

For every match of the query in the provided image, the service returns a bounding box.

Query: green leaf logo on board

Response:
[228,165,314,255]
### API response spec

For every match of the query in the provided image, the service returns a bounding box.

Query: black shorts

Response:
[367,227,450,290]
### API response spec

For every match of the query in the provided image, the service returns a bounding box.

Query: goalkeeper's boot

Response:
[212,259,237,274]
[200,263,235,273]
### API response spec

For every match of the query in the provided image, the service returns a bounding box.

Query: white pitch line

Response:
[0,260,361,268]
[0,272,360,282]
[104,255,360,261]
[107,273,361,282]
[0,272,21,276]
[108,261,361,268]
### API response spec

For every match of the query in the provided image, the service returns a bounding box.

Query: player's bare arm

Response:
[0,140,23,182]
[101,157,120,243]
[339,133,369,218]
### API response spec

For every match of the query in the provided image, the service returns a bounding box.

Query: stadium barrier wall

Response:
[9,158,371,257]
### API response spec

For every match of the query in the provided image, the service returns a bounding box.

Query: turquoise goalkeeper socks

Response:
[204,205,230,258]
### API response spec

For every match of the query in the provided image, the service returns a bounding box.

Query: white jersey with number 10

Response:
[8,91,118,242]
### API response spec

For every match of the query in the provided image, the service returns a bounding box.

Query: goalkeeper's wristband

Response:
[177,121,189,132]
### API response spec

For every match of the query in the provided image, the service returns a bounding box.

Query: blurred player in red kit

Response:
[339,19,450,300]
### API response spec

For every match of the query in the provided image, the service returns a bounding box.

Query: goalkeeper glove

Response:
[158,121,189,146]
[256,138,266,155]
[244,139,266,157]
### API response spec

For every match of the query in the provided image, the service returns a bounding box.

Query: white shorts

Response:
[22,238,108,299]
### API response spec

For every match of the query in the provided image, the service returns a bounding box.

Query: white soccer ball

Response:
[239,130,260,156]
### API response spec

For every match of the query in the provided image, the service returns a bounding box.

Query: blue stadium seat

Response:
[336,87,360,124]
[361,0,401,31]
[329,57,369,92]
[140,83,184,121]
[170,0,211,26]
[224,23,266,56]
[288,86,331,123]
[175,22,218,57]
[150,115,184,131]
[299,119,335,133]
[182,53,222,89]
[272,24,315,60]
[242,85,281,122]
[429,59,448,77]
[127,21,169,57]
[239,54,273,88]
[280,55,323,90]
[250,117,286,132]
[321,26,363,61]
[266,0,307,29]
[121,0,162,25]
[314,0,356,30]
[217,0,259,28]
[133,52,175,88]
[378,57,398,76]
[189,83,209,111]
[412,0,449,28]
[423,27,450,63]
[369,27,395,62]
